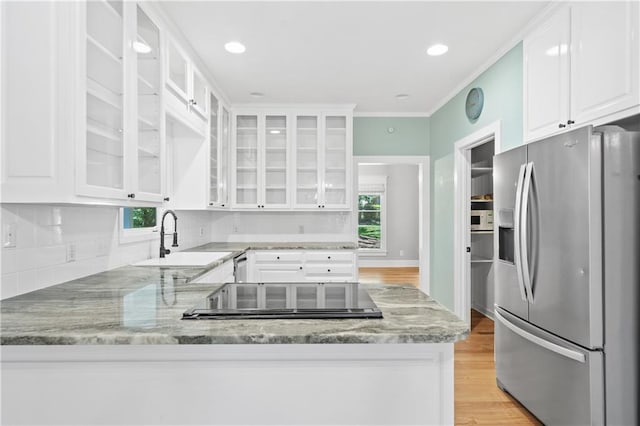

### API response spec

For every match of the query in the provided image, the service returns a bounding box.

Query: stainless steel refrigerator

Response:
[493,122,639,425]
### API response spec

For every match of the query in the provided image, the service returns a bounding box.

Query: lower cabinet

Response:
[191,260,235,284]
[247,250,357,283]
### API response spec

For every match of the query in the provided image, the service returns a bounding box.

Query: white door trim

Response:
[353,155,431,295]
[453,121,502,326]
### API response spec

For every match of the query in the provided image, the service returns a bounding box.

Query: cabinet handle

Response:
[328,256,331,259]
[209,202,214,206]
[558,123,566,128]
[276,256,280,260]
[322,205,325,208]
[299,266,303,270]
[127,193,135,199]
[221,204,225,207]
[327,269,331,272]
[164,197,170,202]
[567,120,575,125]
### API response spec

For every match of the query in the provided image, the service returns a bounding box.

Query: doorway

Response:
[353,156,430,294]
[453,121,502,326]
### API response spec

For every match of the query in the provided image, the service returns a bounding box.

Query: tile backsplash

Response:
[0,205,213,300]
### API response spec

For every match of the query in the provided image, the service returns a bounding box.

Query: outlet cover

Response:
[66,243,77,262]
[399,249,405,257]
[298,225,304,234]
[199,227,204,237]
[3,223,17,248]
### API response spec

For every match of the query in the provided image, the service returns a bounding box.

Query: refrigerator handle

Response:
[494,310,586,363]
[513,164,528,302]
[521,162,535,303]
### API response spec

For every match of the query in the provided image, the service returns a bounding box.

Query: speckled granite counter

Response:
[0,241,467,346]
[190,241,359,251]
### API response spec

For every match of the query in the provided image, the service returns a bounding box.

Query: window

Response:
[119,207,158,244]
[358,178,387,254]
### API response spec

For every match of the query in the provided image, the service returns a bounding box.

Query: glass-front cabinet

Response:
[232,113,290,209]
[208,93,220,206]
[292,113,350,209]
[79,1,164,202]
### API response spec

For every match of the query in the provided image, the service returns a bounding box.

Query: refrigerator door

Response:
[525,126,603,349]
[495,307,604,426]
[494,146,528,320]
[600,125,640,426]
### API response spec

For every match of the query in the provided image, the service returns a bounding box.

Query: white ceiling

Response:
[161,1,549,114]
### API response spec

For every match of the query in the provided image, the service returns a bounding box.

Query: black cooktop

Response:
[182,282,383,320]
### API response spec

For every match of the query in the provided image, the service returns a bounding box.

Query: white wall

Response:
[358,164,419,265]
[0,204,214,300]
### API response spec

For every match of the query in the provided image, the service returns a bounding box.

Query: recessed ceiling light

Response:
[427,44,449,56]
[132,41,151,54]
[269,130,281,134]
[395,94,410,100]
[224,41,246,54]
[250,92,264,98]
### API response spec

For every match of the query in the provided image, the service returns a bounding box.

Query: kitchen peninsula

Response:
[1,243,468,426]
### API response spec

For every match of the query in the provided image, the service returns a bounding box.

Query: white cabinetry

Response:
[247,250,358,283]
[293,113,352,209]
[190,260,235,284]
[208,95,230,208]
[232,113,291,209]
[165,38,208,124]
[524,1,639,142]
[1,1,165,204]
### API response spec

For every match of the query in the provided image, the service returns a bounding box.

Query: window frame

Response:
[357,176,387,255]
[118,207,159,244]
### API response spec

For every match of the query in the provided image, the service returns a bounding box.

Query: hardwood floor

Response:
[358,267,541,425]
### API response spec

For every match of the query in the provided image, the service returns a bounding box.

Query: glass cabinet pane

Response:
[264,115,288,206]
[192,70,207,116]
[167,40,187,97]
[220,108,230,205]
[136,6,161,195]
[295,116,320,206]
[85,0,125,190]
[209,93,219,204]
[235,115,258,205]
[324,116,347,206]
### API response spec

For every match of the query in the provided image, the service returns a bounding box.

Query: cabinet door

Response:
[190,67,208,118]
[322,115,350,208]
[220,108,230,206]
[523,6,571,142]
[208,92,220,206]
[256,266,304,283]
[263,115,289,208]
[570,1,639,125]
[166,39,188,101]
[78,0,128,199]
[133,5,163,201]
[293,115,322,208]
[234,114,260,207]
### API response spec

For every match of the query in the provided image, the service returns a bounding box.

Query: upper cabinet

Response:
[232,112,291,209]
[77,1,164,202]
[231,107,353,211]
[208,94,230,208]
[524,1,639,142]
[293,113,351,209]
[165,37,208,128]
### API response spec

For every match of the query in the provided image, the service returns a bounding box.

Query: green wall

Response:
[429,43,524,310]
[353,117,429,156]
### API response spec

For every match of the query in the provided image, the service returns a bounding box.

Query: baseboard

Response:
[471,304,495,320]
[358,259,419,267]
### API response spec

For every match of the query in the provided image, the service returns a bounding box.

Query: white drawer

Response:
[254,251,303,263]
[305,251,354,263]
[304,264,354,275]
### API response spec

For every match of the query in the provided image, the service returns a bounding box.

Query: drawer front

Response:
[305,251,354,263]
[254,251,303,263]
[304,264,354,275]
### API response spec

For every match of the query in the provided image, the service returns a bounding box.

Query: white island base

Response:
[2,343,454,425]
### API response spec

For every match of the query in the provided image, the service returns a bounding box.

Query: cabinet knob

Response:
[327,269,331,272]
[567,120,575,125]
[127,193,135,199]
[276,256,280,260]
[322,205,325,208]
[209,202,214,206]
[189,99,197,106]
[328,256,331,259]
[558,123,566,128]
[221,204,225,207]
[299,266,303,270]
[164,197,170,202]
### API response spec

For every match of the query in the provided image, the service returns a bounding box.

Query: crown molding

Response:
[353,112,430,118]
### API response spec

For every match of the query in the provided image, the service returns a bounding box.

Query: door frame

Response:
[453,121,502,326]
[353,155,430,294]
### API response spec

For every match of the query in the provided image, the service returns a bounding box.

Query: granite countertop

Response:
[190,241,359,251]
[0,242,468,346]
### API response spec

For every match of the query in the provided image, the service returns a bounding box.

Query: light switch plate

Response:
[66,243,77,262]
[3,223,17,248]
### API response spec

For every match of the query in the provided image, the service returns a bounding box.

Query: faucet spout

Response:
[160,210,178,258]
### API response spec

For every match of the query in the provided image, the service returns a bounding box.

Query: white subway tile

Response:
[1,273,19,299]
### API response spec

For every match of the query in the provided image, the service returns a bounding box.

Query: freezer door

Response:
[525,126,603,349]
[494,146,528,320]
[495,307,604,426]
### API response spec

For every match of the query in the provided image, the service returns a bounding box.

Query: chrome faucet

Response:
[159,210,179,258]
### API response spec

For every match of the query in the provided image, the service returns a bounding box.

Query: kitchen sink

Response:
[133,252,232,267]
